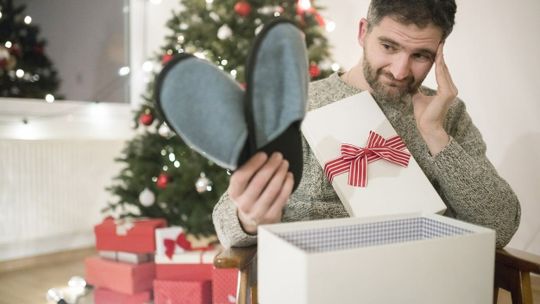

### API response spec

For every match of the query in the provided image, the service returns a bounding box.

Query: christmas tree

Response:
[0,0,61,100]
[106,0,335,237]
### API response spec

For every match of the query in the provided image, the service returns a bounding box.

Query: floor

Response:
[0,249,95,304]
[0,251,538,304]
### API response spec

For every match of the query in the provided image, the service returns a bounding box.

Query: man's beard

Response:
[362,54,421,103]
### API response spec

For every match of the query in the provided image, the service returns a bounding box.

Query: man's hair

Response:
[367,0,457,39]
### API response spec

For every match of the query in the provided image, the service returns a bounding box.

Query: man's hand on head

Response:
[412,43,457,156]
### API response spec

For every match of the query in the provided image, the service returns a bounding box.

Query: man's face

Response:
[359,16,443,102]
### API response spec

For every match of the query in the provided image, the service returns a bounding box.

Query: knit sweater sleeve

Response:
[432,100,521,248]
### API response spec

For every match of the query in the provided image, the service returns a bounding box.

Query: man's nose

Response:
[389,54,411,81]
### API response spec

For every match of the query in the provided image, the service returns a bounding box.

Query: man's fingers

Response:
[237,152,283,210]
[250,159,289,220]
[228,152,268,198]
[266,172,294,220]
[434,43,458,100]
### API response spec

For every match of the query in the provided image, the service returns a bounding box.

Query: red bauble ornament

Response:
[139,112,154,126]
[156,173,170,189]
[309,64,321,78]
[234,1,252,17]
[162,54,173,65]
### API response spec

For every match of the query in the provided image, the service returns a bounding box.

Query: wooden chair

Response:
[214,246,540,304]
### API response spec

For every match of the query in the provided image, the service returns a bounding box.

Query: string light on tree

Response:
[118,66,130,76]
[298,0,312,10]
[142,60,154,72]
[45,94,55,103]
[217,25,232,40]
[16,69,24,78]
[209,12,220,22]
[24,16,32,24]
[325,20,336,32]
[139,188,156,207]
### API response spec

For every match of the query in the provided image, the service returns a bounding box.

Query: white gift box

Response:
[258,213,495,304]
[154,249,218,264]
[98,250,117,261]
[155,226,185,256]
[301,92,446,217]
[98,250,152,264]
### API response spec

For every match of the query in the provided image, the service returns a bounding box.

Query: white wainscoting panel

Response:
[0,139,125,261]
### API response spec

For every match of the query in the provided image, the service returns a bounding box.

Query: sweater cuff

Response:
[213,197,258,248]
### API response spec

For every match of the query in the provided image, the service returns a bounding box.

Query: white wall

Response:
[0,99,134,261]
[317,0,540,254]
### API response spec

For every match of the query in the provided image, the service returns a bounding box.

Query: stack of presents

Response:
[85,217,237,304]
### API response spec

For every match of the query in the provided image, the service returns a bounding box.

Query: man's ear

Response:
[358,18,369,47]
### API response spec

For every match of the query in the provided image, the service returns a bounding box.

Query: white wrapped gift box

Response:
[301,91,446,217]
[155,226,185,256]
[258,213,495,304]
[154,250,218,264]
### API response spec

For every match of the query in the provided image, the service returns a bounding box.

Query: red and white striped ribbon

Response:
[323,131,410,187]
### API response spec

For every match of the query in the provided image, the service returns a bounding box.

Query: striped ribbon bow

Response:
[323,131,411,187]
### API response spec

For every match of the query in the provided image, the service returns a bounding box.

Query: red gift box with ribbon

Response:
[94,287,151,304]
[153,279,212,304]
[154,227,217,281]
[85,256,155,294]
[94,217,167,253]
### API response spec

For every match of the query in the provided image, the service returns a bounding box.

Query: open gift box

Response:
[258,213,495,304]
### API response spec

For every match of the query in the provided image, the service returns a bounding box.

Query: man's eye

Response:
[382,44,393,50]
[413,53,432,62]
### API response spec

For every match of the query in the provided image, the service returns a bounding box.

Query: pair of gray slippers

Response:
[156,19,309,191]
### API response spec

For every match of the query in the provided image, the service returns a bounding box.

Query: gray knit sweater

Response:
[212,73,521,248]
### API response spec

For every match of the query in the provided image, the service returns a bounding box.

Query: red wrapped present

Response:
[212,268,238,304]
[94,288,151,304]
[155,263,213,281]
[154,279,211,304]
[94,217,167,253]
[85,257,155,294]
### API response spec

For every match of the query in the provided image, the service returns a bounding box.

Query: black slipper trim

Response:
[154,53,195,138]
[243,18,298,155]
[243,18,304,191]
